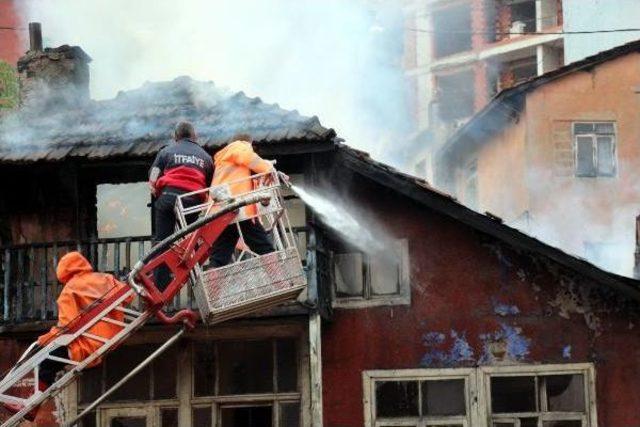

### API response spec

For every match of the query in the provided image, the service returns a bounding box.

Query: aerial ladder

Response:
[0,171,307,426]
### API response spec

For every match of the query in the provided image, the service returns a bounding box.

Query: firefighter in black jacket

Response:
[149,122,213,290]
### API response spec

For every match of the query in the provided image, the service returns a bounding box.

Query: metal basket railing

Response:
[174,170,307,324]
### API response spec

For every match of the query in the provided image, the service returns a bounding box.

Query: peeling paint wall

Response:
[321,172,640,427]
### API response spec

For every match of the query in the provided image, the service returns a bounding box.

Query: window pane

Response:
[334,253,364,297]
[153,345,177,399]
[596,137,615,176]
[78,412,97,427]
[110,418,146,427]
[595,122,614,134]
[220,406,273,427]
[491,376,536,413]
[161,408,179,427]
[493,423,514,427]
[194,342,216,397]
[542,421,582,427]
[276,339,298,392]
[545,374,585,412]
[279,402,300,427]
[106,345,152,402]
[521,418,538,427]
[375,381,419,418]
[79,366,102,405]
[576,136,595,177]
[574,123,594,134]
[218,340,273,394]
[369,251,400,296]
[422,379,466,416]
[192,407,212,427]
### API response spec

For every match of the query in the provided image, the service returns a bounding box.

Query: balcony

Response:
[0,227,312,325]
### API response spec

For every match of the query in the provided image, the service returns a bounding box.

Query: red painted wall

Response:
[320,174,640,427]
[0,0,25,66]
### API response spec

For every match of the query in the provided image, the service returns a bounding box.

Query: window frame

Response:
[572,122,617,178]
[363,364,597,427]
[363,368,478,427]
[331,239,411,309]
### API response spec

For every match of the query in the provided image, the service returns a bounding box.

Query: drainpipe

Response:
[634,215,640,279]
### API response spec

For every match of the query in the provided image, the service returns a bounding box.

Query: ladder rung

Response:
[101,317,127,327]
[81,332,109,344]
[47,355,79,366]
[115,306,143,317]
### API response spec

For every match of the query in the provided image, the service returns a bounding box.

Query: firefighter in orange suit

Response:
[2,251,132,421]
[209,135,289,267]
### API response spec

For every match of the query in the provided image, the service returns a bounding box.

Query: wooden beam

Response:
[308,312,323,427]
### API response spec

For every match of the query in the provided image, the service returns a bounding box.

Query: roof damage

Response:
[0,76,336,163]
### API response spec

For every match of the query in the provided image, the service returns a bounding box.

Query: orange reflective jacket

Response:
[212,140,274,216]
[37,252,133,367]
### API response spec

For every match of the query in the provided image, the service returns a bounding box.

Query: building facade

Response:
[437,41,640,277]
[403,0,565,180]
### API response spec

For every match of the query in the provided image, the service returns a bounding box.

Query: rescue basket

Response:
[175,171,307,324]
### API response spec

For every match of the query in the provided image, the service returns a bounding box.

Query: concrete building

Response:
[403,0,565,181]
[437,40,640,276]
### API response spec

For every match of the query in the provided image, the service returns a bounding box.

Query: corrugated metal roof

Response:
[0,76,336,163]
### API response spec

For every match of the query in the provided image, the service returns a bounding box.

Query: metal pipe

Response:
[64,327,186,427]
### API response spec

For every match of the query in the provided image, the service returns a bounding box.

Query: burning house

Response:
[1,29,640,427]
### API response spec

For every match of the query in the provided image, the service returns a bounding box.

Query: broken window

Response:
[77,336,302,426]
[574,122,616,177]
[332,239,409,308]
[433,3,472,58]
[363,365,596,427]
[365,372,469,426]
[489,373,587,426]
[97,183,151,239]
[435,70,476,122]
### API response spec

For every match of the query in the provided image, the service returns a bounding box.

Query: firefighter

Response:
[149,121,214,289]
[2,251,132,421]
[209,134,289,267]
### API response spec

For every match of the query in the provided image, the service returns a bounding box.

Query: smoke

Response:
[18,0,411,166]
[291,184,394,257]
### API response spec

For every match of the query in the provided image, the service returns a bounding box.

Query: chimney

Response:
[28,22,43,52]
[634,214,640,278]
[16,22,92,109]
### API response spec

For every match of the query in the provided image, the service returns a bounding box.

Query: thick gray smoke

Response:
[18,0,411,167]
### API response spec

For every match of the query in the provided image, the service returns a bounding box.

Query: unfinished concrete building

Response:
[403,0,564,180]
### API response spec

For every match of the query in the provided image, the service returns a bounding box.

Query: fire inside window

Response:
[573,122,617,177]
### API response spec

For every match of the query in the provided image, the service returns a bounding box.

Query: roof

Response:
[0,76,336,163]
[441,38,640,160]
[336,143,640,301]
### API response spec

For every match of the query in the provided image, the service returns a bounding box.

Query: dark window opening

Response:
[436,70,476,122]
[433,4,472,58]
[510,0,537,33]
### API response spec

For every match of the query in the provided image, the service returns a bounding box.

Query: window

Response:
[433,4,472,58]
[573,122,616,177]
[363,364,597,427]
[363,368,475,426]
[332,239,410,308]
[436,70,476,122]
[97,182,151,238]
[76,335,305,426]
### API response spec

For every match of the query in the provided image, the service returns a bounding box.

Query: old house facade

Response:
[1,37,640,427]
[437,39,640,276]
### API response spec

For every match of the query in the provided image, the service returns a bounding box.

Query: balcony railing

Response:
[0,228,311,325]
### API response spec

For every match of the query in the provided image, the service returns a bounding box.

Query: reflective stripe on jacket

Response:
[212,140,274,216]
[37,252,133,367]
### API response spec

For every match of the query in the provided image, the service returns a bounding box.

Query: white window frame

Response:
[332,239,410,309]
[573,122,617,178]
[363,364,597,427]
[363,368,478,427]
